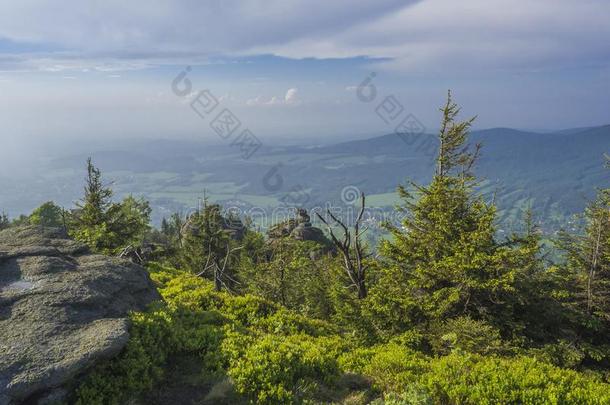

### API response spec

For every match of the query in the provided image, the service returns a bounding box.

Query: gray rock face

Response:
[0,226,161,404]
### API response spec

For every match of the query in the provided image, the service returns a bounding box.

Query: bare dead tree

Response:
[196,243,243,292]
[118,244,144,264]
[316,192,370,299]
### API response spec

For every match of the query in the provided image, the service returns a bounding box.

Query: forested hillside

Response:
[1,94,609,404]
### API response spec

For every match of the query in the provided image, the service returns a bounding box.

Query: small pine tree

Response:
[160,213,185,246]
[554,159,610,365]
[69,158,114,251]
[79,157,113,225]
[11,215,30,227]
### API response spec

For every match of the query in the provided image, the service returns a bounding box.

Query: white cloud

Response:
[245,95,265,106]
[246,88,301,106]
[284,88,299,104]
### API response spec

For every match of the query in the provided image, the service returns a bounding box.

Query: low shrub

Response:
[225,333,342,403]
[75,303,224,404]
[75,264,610,404]
[423,353,610,404]
[427,316,505,355]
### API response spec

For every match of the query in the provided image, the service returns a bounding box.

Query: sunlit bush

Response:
[225,333,342,403]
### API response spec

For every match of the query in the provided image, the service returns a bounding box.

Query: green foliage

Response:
[551,186,610,367]
[77,263,347,404]
[29,201,64,227]
[342,342,610,404]
[69,158,151,254]
[75,261,610,404]
[339,343,429,394]
[241,238,334,319]
[114,195,152,246]
[180,203,241,291]
[75,303,224,404]
[71,158,113,238]
[160,212,185,246]
[526,340,586,369]
[423,353,610,404]
[10,214,30,227]
[224,333,341,403]
[558,189,610,312]
[427,316,505,356]
[371,390,433,405]
[369,94,550,345]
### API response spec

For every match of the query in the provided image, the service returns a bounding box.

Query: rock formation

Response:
[267,209,331,248]
[0,226,160,405]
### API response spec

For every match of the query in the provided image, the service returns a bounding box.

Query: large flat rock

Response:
[0,226,161,404]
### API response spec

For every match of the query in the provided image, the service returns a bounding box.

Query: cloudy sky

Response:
[0,0,609,157]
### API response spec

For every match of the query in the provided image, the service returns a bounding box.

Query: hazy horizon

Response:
[1,0,608,219]
[1,0,609,171]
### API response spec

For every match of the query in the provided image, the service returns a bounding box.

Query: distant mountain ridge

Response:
[1,125,608,233]
[311,125,609,231]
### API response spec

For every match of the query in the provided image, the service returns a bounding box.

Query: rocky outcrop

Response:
[288,209,330,246]
[0,226,160,405]
[267,209,330,247]
[180,206,246,242]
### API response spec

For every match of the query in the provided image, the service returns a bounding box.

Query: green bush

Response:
[526,340,586,369]
[370,390,433,405]
[75,263,610,405]
[339,343,430,394]
[252,308,338,337]
[75,303,225,404]
[427,316,505,355]
[225,333,342,403]
[423,353,610,404]
[341,341,610,404]
[74,269,228,404]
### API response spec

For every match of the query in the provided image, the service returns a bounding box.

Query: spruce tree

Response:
[70,158,115,252]
[367,92,541,340]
